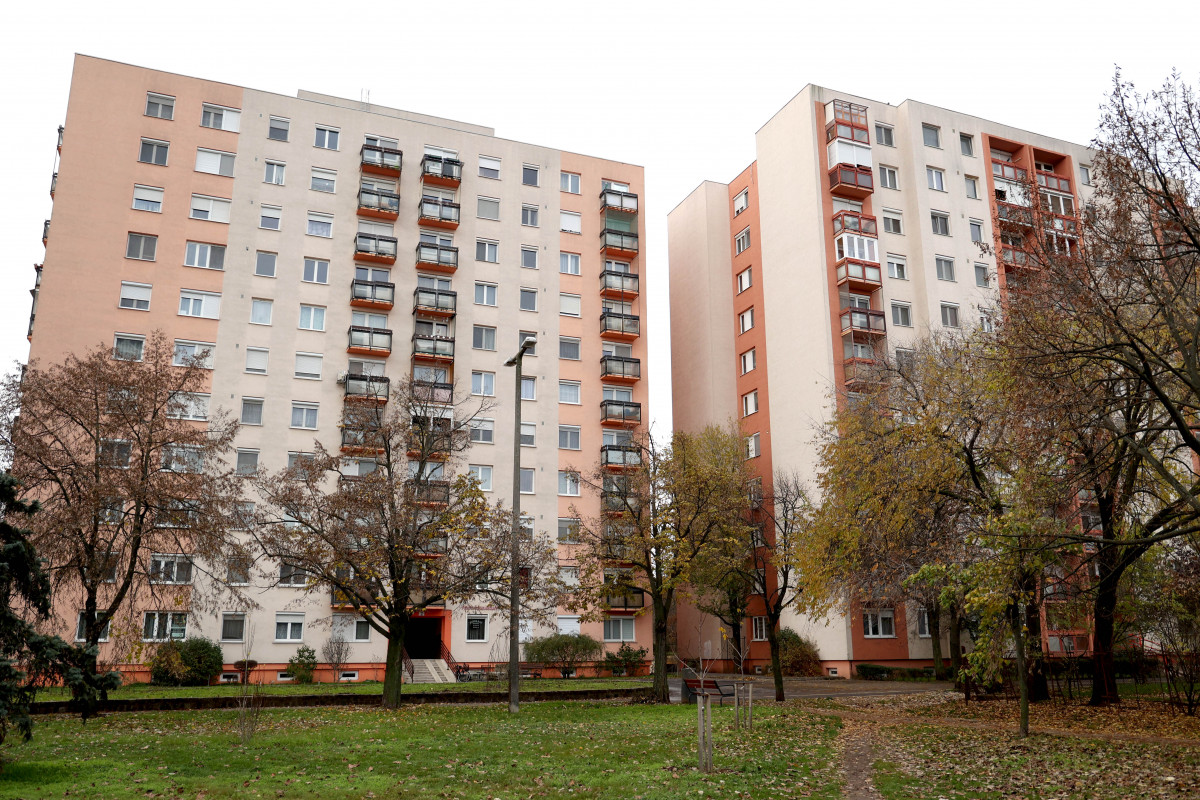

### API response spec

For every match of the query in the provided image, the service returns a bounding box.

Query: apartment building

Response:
[30,55,649,682]
[668,85,1094,675]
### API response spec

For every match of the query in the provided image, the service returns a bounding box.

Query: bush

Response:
[288,645,319,684]
[776,628,822,677]
[603,642,648,676]
[856,664,893,680]
[149,637,225,686]
[524,633,602,678]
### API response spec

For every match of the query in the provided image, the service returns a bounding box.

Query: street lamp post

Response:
[504,335,536,713]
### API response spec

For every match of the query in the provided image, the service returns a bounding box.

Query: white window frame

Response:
[733,189,749,215]
[739,308,754,334]
[878,165,898,190]
[935,256,955,282]
[314,126,340,150]
[184,241,225,271]
[477,196,500,221]
[471,371,496,397]
[250,298,273,326]
[926,167,945,191]
[603,617,635,642]
[298,305,325,331]
[469,464,494,492]
[887,255,907,280]
[190,194,231,223]
[275,613,305,642]
[145,93,174,120]
[740,349,756,374]
[560,211,582,234]
[195,148,235,177]
[222,613,247,643]
[306,211,333,238]
[941,303,961,329]
[132,184,164,213]
[310,168,336,193]
[558,381,581,404]
[466,615,488,642]
[863,609,896,638]
[874,124,894,147]
[742,391,758,417]
[921,124,941,148]
[294,352,323,380]
[259,205,282,230]
[264,160,286,185]
[178,290,221,319]
[746,433,761,459]
[245,347,269,374]
[558,471,581,497]
[736,268,752,293]
[891,302,913,328]
[751,616,769,642]
[560,252,581,275]
[119,282,152,311]
[735,227,751,254]
[291,401,319,429]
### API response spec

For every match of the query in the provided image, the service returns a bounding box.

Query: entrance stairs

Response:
[410,658,455,683]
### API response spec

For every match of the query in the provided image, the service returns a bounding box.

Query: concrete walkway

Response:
[668,676,955,703]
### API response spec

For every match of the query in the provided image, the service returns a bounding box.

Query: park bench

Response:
[519,662,545,679]
[683,677,736,706]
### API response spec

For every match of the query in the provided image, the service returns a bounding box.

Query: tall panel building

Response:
[669,85,1093,675]
[30,55,649,681]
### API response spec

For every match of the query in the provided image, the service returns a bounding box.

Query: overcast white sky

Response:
[5,0,1198,431]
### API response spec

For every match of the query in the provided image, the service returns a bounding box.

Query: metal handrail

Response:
[401,648,415,683]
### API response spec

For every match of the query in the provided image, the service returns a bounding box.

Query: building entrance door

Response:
[407,617,443,659]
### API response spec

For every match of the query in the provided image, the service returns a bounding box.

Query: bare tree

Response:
[321,634,352,682]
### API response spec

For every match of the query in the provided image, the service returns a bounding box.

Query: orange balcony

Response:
[600,311,640,340]
[420,155,463,188]
[412,333,455,362]
[406,479,450,507]
[50,172,57,199]
[354,233,398,265]
[600,399,642,427]
[991,160,1028,182]
[415,242,458,274]
[832,210,877,236]
[1047,213,1079,235]
[825,100,870,144]
[842,358,879,389]
[56,125,63,153]
[361,144,402,177]
[835,259,882,292]
[1037,171,1072,194]
[599,269,639,299]
[350,279,395,311]
[600,229,638,259]
[839,308,886,336]
[357,188,400,221]
[600,355,640,384]
[42,219,49,246]
[601,444,641,470]
[1000,246,1034,270]
[413,287,457,318]
[996,202,1033,228]
[413,379,454,405]
[599,189,638,214]
[604,588,646,610]
[342,374,390,403]
[418,198,460,230]
[347,326,392,356]
[828,163,873,198]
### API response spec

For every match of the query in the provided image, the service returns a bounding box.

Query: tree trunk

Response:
[651,600,670,703]
[381,616,407,709]
[948,609,963,688]
[1090,570,1122,706]
[1023,586,1050,702]
[928,600,945,681]
[766,621,784,701]
[1009,603,1030,738]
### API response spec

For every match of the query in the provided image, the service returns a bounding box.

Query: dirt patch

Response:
[840,718,881,799]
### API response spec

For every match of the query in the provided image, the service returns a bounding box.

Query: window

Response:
[560,293,581,317]
[298,306,325,332]
[740,349,756,374]
[922,124,941,148]
[736,268,752,293]
[969,220,984,243]
[960,133,974,157]
[291,402,319,429]
[161,449,200,474]
[126,233,157,261]
[742,391,758,416]
[310,168,336,193]
[221,613,246,642]
[260,205,281,230]
[477,196,500,220]
[965,175,979,199]
[559,471,580,496]
[470,418,494,444]
[302,258,329,284]
[560,252,581,275]
[168,392,209,421]
[314,126,339,149]
[173,340,214,368]
[476,239,499,263]
[520,288,538,312]
[471,371,495,396]
[469,465,494,492]
[941,304,960,328]
[268,116,289,141]
[891,303,912,327]
[245,347,269,374]
[479,156,501,179]
[520,422,536,447]
[557,517,580,544]
[119,282,151,311]
[522,165,539,186]
[926,167,945,191]
[603,617,635,642]
[307,212,333,238]
[473,326,496,351]
[178,290,220,319]
[882,212,902,235]
[292,355,321,381]
[241,397,264,425]
[745,433,760,459]
[143,611,187,641]
[735,227,751,254]
[560,211,582,234]
[139,138,169,166]
[520,468,534,494]
[521,247,538,269]
[752,617,769,642]
[77,612,111,642]
[519,331,537,355]
[559,425,581,450]
[863,609,895,638]
[190,194,231,223]
[916,608,931,638]
[99,438,132,467]
[145,93,174,120]
[521,205,539,227]
[560,171,580,193]
[201,104,240,131]
[886,255,907,280]
[935,256,955,282]
[250,298,273,325]
[975,263,990,288]
[195,148,235,177]
[184,241,225,270]
[466,616,487,642]
[559,381,581,404]
[521,376,536,400]
[275,613,304,641]
[1080,165,1091,186]
[132,185,163,212]
[733,189,749,215]
[874,124,894,147]
[739,308,754,333]
[559,337,581,360]
[264,161,285,185]
[353,621,370,643]
[111,334,145,363]
[930,211,950,236]
[235,449,259,476]
[878,165,898,190]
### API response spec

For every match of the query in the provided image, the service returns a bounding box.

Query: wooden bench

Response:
[683,678,736,705]
[519,662,545,679]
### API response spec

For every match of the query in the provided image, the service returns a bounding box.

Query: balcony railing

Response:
[351,279,395,306]
[1047,213,1079,235]
[599,270,639,295]
[997,202,1033,227]
[412,333,455,359]
[354,233,398,260]
[1036,170,1072,194]
[601,444,641,468]
[600,399,642,425]
[1001,246,1030,267]
[406,479,450,506]
[826,99,870,144]
[604,589,645,609]
[600,355,641,381]
[361,144,402,173]
[600,311,640,337]
[50,172,57,198]
[42,219,50,243]
[347,326,393,353]
[413,287,457,315]
[418,198,461,226]
[842,358,878,388]
[832,210,877,236]
[344,373,390,400]
[599,189,638,214]
[828,163,873,196]
[839,308,886,335]
[413,380,454,404]
[420,155,463,183]
[600,229,639,254]
[835,259,882,290]
[415,242,459,270]
[358,188,400,215]
[601,493,630,514]
[992,160,1028,181]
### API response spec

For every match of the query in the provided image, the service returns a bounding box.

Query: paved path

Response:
[668,676,955,703]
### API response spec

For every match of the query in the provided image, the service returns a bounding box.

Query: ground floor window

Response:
[603,616,635,642]
[916,608,931,638]
[466,616,487,642]
[751,616,769,642]
[863,609,895,638]
[275,613,304,641]
[143,611,187,641]
[340,671,359,681]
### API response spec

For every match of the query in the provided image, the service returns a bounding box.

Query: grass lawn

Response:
[1,701,842,799]
[33,677,649,701]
